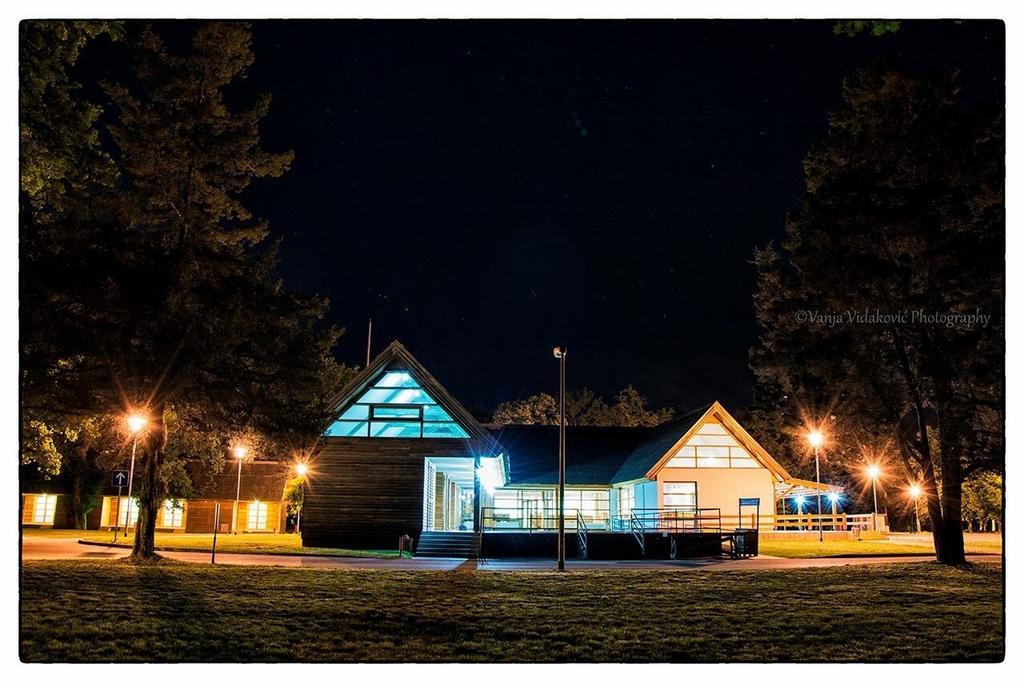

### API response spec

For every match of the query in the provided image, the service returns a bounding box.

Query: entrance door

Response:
[423,457,475,531]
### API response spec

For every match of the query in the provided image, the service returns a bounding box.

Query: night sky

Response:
[83,20,1005,416]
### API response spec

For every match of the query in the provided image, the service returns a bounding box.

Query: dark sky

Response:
[85,20,1005,416]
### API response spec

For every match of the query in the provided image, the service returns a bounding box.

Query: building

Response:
[305,340,836,557]
[20,490,67,528]
[22,461,291,534]
[95,460,291,533]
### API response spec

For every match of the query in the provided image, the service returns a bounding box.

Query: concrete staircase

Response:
[415,531,481,558]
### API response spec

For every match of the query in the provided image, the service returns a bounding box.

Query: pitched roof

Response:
[185,460,291,501]
[609,404,713,483]
[488,425,649,485]
[488,401,800,488]
[326,340,503,457]
[97,460,291,500]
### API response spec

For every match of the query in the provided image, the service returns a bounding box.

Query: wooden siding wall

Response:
[303,437,479,549]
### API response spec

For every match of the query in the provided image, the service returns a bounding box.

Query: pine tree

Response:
[751,67,1003,564]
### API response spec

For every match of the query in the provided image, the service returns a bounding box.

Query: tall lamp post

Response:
[294,462,309,534]
[806,429,825,542]
[908,483,922,533]
[232,446,248,534]
[553,346,567,572]
[122,413,148,538]
[867,464,881,530]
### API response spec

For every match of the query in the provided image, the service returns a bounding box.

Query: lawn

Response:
[21,528,408,559]
[20,560,1003,662]
[760,533,1003,559]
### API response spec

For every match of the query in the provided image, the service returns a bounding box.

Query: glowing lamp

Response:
[827,492,840,504]
[477,458,502,492]
[806,430,825,448]
[295,462,309,477]
[867,464,881,480]
[794,495,806,508]
[908,484,922,499]
[126,413,148,434]
[233,446,248,460]
[553,347,565,359]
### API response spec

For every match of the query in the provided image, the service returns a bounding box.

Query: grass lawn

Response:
[20,560,1003,662]
[21,528,408,559]
[760,533,1003,559]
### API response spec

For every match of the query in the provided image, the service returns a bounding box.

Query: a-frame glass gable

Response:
[325,370,470,438]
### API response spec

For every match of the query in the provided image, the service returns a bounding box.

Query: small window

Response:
[31,495,57,524]
[371,405,422,420]
[161,500,184,528]
[663,482,697,509]
[117,498,140,526]
[370,421,423,438]
[247,502,269,530]
[617,486,635,517]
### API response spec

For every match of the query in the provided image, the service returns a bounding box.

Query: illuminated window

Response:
[617,486,635,518]
[325,370,469,439]
[161,500,184,528]
[247,501,269,530]
[663,482,697,509]
[666,421,763,468]
[117,497,140,526]
[564,489,610,527]
[31,495,57,524]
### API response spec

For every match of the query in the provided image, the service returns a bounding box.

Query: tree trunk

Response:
[937,446,966,564]
[131,405,168,560]
[66,442,89,529]
[918,451,948,560]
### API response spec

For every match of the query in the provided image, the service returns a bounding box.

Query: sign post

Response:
[211,502,221,564]
[110,471,129,544]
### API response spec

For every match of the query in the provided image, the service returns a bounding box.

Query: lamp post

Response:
[908,483,922,533]
[553,346,566,572]
[232,446,248,534]
[122,413,148,538]
[867,464,881,531]
[806,429,825,542]
[294,462,309,534]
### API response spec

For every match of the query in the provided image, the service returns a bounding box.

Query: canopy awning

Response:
[775,477,843,500]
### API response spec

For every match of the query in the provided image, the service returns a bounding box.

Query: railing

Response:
[481,507,609,531]
[616,507,723,534]
[774,513,875,531]
[576,510,588,560]
[629,511,644,554]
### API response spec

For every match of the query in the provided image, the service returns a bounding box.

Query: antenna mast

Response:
[366,318,373,367]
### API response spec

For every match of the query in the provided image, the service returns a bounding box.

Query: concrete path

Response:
[21,536,1000,572]
[20,536,469,570]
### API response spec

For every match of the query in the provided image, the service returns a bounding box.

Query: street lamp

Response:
[866,463,882,530]
[232,446,248,535]
[122,412,148,538]
[553,346,566,572]
[293,461,309,534]
[908,483,923,533]
[805,429,826,542]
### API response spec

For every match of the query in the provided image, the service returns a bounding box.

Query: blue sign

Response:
[739,497,760,506]
[111,470,129,488]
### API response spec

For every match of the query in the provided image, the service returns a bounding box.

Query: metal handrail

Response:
[576,509,589,560]
[480,506,609,531]
[629,510,644,554]
[626,507,723,533]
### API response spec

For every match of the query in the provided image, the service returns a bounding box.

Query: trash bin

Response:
[732,529,759,558]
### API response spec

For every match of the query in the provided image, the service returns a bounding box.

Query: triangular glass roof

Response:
[325,369,470,439]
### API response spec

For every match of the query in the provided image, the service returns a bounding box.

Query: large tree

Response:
[492,386,674,427]
[750,66,1003,564]
[20,22,346,558]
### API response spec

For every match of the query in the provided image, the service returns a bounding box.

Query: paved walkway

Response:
[21,536,1001,572]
